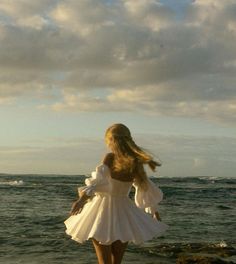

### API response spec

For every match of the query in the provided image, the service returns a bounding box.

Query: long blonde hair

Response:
[105,123,161,190]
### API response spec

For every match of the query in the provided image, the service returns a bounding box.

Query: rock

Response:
[176,254,235,264]
[138,242,236,263]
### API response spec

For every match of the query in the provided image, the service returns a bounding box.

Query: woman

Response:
[64,123,169,264]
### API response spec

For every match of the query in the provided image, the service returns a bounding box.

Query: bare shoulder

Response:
[101,152,114,168]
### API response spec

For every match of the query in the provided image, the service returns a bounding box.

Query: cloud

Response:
[43,85,236,125]
[0,96,15,105]
[0,0,54,29]
[0,0,236,125]
[50,0,117,36]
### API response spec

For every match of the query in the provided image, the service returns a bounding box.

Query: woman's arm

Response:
[69,157,113,216]
[133,176,164,219]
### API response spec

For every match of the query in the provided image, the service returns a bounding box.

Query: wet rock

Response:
[176,254,235,264]
[138,242,236,263]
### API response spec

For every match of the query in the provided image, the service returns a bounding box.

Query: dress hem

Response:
[65,223,169,246]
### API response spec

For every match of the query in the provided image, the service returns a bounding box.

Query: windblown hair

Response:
[105,123,162,190]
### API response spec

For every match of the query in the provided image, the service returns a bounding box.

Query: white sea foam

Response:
[0,180,24,186]
[216,240,228,248]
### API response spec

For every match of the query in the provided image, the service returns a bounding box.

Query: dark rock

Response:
[138,242,236,263]
[176,254,235,264]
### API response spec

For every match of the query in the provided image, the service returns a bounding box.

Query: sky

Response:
[0,0,236,177]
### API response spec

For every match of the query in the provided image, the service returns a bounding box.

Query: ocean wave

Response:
[0,180,24,186]
[217,205,232,210]
[162,176,236,185]
[198,176,236,181]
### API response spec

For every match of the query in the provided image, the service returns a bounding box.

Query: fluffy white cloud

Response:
[0,0,54,29]
[123,0,174,30]
[50,0,117,36]
[0,0,236,125]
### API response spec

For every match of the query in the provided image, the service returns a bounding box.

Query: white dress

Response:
[64,164,169,245]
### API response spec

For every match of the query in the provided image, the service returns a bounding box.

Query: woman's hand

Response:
[69,190,91,216]
[153,211,162,221]
[69,199,86,216]
[78,188,86,198]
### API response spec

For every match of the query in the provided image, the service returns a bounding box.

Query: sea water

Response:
[0,174,235,264]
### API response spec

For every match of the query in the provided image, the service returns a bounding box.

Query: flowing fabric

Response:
[64,164,169,245]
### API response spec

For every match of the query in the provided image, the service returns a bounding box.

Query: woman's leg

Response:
[111,240,128,264]
[92,238,112,264]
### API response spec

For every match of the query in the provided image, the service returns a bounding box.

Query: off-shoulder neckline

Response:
[110,177,134,183]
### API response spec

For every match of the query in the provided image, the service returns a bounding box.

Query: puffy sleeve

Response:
[78,164,110,196]
[133,177,163,215]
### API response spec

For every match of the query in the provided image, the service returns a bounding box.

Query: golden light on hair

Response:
[105,123,161,190]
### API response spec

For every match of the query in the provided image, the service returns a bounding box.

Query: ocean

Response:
[0,174,235,264]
